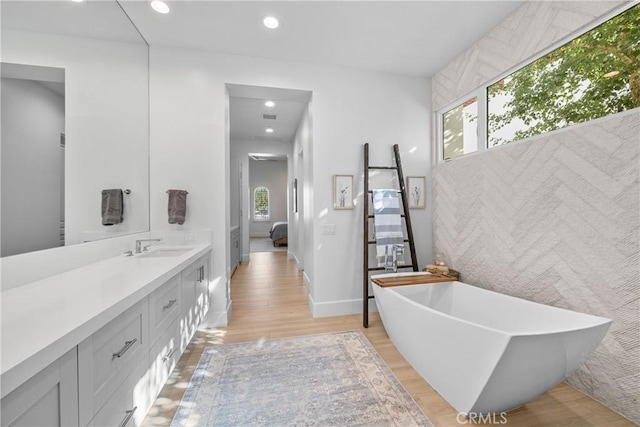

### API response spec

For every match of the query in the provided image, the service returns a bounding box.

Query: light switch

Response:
[322,224,336,235]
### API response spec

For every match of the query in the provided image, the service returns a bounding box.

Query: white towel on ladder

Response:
[372,189,405,268]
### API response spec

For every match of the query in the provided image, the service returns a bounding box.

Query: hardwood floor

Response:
[142,251,633,426]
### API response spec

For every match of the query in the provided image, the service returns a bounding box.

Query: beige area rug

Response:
[171,331,432,426]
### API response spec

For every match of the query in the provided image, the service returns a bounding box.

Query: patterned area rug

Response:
[171,331,432,426]
[250,237,287,253]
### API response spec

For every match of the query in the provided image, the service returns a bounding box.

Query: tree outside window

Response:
[488,4,639,147]
[254,186,270,220]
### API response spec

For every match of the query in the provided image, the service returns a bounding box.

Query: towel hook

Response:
[124,189,131,195]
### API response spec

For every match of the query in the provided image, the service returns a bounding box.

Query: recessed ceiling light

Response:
[150,0,170,14]
[265,128,274,133]
[263,16,280,30]
[70,0,86,3]
[265,100,275,108]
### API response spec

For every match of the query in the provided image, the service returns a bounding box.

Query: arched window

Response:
[253,186,270,220]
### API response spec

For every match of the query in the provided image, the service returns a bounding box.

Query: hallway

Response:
[142,252,633,427]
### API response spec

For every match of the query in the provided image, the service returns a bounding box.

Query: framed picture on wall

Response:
[292,179,298,213]
[407,176,426,209]
[333,175,353,209]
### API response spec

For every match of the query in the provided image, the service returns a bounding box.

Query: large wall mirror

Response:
[1,0,149,257]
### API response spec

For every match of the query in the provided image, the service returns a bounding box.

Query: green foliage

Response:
[254,187,269,217]
[488,4,640,145]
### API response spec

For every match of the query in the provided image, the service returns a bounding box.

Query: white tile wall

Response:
[431,1,638,422]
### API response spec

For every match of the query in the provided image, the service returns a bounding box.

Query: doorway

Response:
[247,154,289,254]
[227,83,312,273]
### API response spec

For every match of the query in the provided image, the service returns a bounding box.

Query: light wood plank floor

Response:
[142,252,633,426]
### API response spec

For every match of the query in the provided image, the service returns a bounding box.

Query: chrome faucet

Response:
[135,238,162,253]
[392,244,404,273]
[384,244,405,272]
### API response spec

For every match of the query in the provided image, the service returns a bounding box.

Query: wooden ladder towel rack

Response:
[363,143,418,328]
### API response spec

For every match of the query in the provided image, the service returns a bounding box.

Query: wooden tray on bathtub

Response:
[372,273,456,287]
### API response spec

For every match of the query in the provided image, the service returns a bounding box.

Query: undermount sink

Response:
[140,248,192,258]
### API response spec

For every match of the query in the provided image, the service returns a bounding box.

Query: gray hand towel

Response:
[102,189,123,226]
[168,189,188,225]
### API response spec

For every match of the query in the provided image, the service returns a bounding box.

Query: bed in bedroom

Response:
[270,222,288,247]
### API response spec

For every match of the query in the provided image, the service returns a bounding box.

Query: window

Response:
[442,96,478,160]
[440,3,639,159]
[253,186,270,220]
[488,4,639,147]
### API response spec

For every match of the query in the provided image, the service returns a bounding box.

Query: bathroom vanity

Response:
[0,244,212,427]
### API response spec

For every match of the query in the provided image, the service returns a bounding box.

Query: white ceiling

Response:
[119,0,524,78]
[1,1,145,45]
[228,84,311,142]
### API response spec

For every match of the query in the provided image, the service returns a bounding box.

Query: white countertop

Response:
[0,244,211,398]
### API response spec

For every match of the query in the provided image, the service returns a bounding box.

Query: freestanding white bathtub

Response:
[371,272,611,416]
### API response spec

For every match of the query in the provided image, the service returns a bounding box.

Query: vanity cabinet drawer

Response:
[88,354,149,427]
[148,319,181,403]
[148,274,181,345]
[78,299,149,424]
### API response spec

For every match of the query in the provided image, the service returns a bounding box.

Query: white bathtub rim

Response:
[370,280,612,337]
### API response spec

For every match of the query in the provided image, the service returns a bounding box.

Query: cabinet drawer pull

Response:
[112,338,137,359]
[118,406,137,427]
[162,348,175,363]
[163,299,177,311]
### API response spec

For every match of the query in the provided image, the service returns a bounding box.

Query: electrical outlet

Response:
[322,224,336,235]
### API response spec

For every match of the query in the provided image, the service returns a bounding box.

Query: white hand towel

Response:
[372,189,405,267]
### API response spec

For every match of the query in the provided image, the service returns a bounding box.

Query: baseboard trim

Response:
[288,251,303,270]
[303,271,312,293]
[308,295,378,318]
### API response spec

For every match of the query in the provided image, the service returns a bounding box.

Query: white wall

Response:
[2,29,149,244]
[248,159,288,237]
[1,78,64,257]
[149,46,431,325]
[430,1,638,423]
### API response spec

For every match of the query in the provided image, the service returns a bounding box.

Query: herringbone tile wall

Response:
[432,112,639,423]
[432,1,626,111]
[431,1,638,423]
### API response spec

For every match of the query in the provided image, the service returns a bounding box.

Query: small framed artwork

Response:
[292,179,298,213]
[407,176,426,209]
[333,175,353,209]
